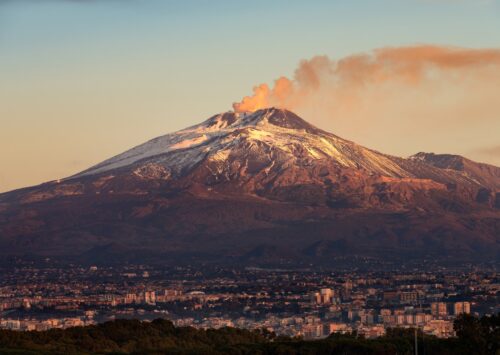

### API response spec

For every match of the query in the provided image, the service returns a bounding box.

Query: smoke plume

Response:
[233,45,500,114]
[233,45,500,164]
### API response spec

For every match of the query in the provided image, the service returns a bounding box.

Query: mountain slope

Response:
[0,108,498,265]
[76,108,411,179]
[410,152,500,190]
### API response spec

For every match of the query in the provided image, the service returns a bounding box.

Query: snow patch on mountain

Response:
[74,108,413,179]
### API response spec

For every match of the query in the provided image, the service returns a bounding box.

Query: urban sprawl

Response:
[1,262,498,339]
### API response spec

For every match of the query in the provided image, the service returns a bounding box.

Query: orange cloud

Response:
[233,45,500,113]
[233,77,295,113]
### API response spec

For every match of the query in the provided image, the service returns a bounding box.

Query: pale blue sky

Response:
[0,0,499,192]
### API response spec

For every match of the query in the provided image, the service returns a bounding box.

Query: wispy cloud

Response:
[475,145,500,157]
[234,45,500,114]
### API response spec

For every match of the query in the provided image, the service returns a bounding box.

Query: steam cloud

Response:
[233,45,500,114]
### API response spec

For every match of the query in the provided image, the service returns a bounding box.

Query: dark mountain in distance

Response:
[0,108,499,266]
[410,152,500,191]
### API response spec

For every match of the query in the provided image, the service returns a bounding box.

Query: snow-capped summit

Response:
[200,108,323,133]
[76,108,409,179]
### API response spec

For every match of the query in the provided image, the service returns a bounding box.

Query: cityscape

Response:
[1,261,498,341]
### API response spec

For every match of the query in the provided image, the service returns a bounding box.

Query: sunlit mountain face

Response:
[0,108,499,266]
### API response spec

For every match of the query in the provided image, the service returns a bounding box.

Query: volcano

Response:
[0,108,499,265]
